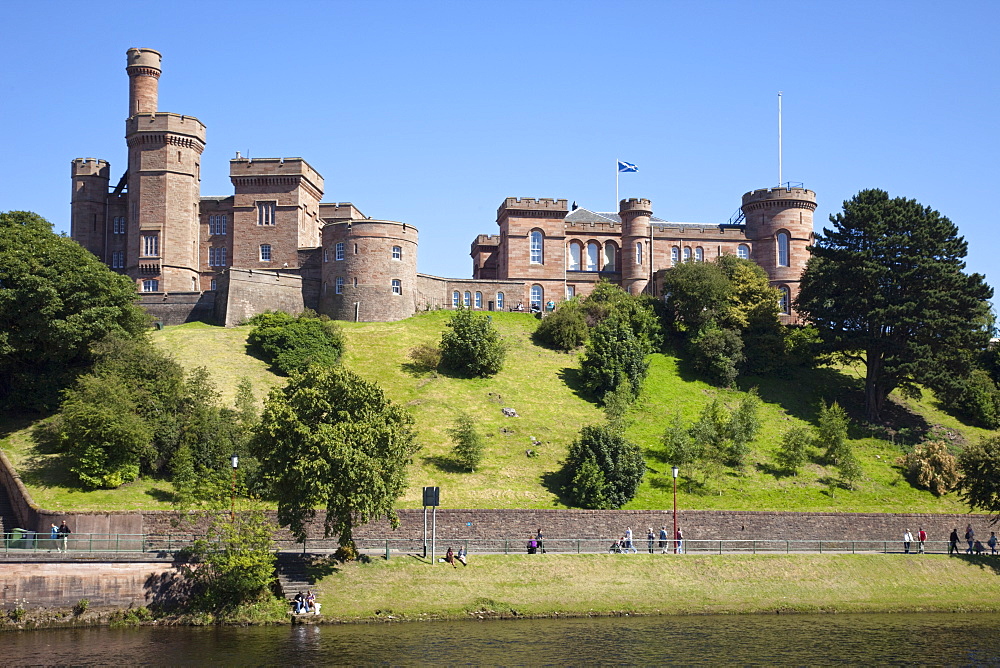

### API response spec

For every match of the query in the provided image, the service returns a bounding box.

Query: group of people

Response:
[610,526,684,554]
[526,529,545,554]
[48,520,71,552]
[445,546,468,567]
[292,590,318,614]
[948,524,998,556]
[901,527,927,554]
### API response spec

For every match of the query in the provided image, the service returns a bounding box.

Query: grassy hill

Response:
[2,310,995,513]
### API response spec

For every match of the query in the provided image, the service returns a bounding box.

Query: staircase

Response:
[274,552,313,600]
[0,480,20,536]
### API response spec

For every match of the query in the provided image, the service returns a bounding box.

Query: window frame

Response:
[452,291,460,308]
[335,242,345,261]
[142,234,159,257]
[475,291,482,308]
[392,279,402,295]
[335,276,344,294]
[496,291,505,311]
[141,279,159,292]
[777,232,790,267]
[256,201,276,226]
[259,244,272,262]
[530,230,543,264]
[530,284,543,310]
[392,245,402,260]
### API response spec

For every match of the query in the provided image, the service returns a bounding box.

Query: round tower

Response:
[70,158,111,259]
[126,48,161,117]
[321,220,419,322]
[741,186,817,319]
[619,198,652,295]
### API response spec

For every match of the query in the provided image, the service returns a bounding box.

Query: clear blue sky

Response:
[2,1,997,295]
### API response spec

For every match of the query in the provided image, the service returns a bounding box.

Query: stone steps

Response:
[274,552,313,599]
[0,481,19,535]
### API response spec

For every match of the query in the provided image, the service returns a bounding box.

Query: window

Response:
[635,241,643,266]
[113,216,126,234]
[392,279,402,295]
[777,232,790,267]
[259,244,271,262]
[209,214,228,235]
[683,247,691,262]
[210,279,217,291]
[335,276,344,294]
[567,241,582,271]
[496,292,505,311]
[475,292,482,308]
[256,201,276,226]
[111,250,124,268]
[587,242,600,271]
[452,291,461,307]
[530,284,543,311]
[392,246,402,260]
[141,234,159,257]
[671,246,680,266]
[604,242,617,271]
[737,244,750,260]
[779,286,791,314]
[530,230,543,264]
[566,285,576,299]
[335,242,345,261]
[323,248,328,263]
[464,291,471,307]
[142,279,159,292]
[695,247,704,262]
[208,247,227,267]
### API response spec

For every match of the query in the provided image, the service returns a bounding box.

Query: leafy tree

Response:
[796,189,993,421]
[957,435,1000,518]
[774,425,813,474]
[727,388,762,468]
[660,412,703,466]
[439,307,507,377]
[580,281,662,351]
[449,413,485,472]
[899,440,961,496]
[938,368,1000,430]
[661,260,731,332]
[836,448,863,490]
[688,399,730,483]
[689,323,744,388]
[580,311,649,401]
[602,378,634,433]
[247,310,345,375]
[816,401,851,465]
[0,211,148,410]
[250,365,419,544]
[534,300,589,351]
[562,424,645,509]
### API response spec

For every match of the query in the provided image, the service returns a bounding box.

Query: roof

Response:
[564,207,672,224]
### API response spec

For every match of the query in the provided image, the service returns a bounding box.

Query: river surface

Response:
[4,613,999,665]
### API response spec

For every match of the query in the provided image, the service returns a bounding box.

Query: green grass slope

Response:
[2,311,994,512]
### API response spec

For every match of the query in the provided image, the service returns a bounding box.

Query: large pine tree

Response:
[796,189,992,421]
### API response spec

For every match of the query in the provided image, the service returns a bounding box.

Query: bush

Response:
[689,323,744,388]
[408,343,442,372]
[940,368,1000,429]
[580,312,649,401]
[899,440,961,496]
[562,424,645,509]
[449,413,485,472]
[660,412,702,466]
[439,308,507,377]
[774,425,813,474]
[816,401,851,465]
[534,301,588,351]
[247,311,345,375]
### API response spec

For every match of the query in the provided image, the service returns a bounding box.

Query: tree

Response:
[562,424,645,509]
[449,413,485,472]
[796,190,993,421]
[774,425,813,474]
[0,211,148,410]
[957,436,1000,519]
[439,308,507,377]
[660,412,703,466]
[727,388,762,468]
[689,323,744,388]
[815,401,851,465]
[661,260,731,332]
[533,300,588,351]
[580,311,649,402]
[250,366,419,544]
[247,310,345,375]
[899,440,961,496]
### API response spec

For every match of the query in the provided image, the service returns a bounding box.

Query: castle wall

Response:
[216,268,316,327]
[138,291,216,326]
[197,196,235,291]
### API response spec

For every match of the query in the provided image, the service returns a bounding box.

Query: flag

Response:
[618,160,638,173]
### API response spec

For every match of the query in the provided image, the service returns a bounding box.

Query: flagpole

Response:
[778,91,783,187]
[616,160,619,212]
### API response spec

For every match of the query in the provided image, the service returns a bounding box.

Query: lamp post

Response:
[230,453,239,524]
[671,465,679,554]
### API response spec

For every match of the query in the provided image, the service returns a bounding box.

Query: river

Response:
[3,613,998,665]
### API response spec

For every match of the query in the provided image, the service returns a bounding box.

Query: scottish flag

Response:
[618,160,638,173]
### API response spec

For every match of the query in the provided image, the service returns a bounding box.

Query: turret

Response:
[126,48,161,117]
[620,198,652,295]
[70,158,110,259]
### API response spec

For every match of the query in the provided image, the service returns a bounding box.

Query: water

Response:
[4,613,999,665]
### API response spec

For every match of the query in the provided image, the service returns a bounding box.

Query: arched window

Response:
[683,247,691,262]
[695,247,704,262]
[635,241,643,266]
[452,291,460,307]
[737,244,750,260]
[671,246,680,266]
[211,279,217,291]
[530,230,543,264]
[603,242,617,271]
[777,232,790,267]
[567,241,582,271]
[464,291,471,307]
[475,291,483,308]
[779,286,791,314]
[530,284,543,311]
[586,242,600,271]
[496,292,505,311]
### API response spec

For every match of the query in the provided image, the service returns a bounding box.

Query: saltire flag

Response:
[618,160,638,173]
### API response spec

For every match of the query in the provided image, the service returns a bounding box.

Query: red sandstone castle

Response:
[71,48,815,325]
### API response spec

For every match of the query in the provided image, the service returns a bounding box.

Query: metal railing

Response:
[1,532,199,554]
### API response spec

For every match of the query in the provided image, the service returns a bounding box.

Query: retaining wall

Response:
[0,561,177,610]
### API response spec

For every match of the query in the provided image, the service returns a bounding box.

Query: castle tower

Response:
[620,198,653,295]
[741,186,817,321]
[124,48,206,293]
[70,158,110,260]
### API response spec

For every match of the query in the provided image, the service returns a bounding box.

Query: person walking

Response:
[624,527,635,553]
[903,529,913,554]
[535,528,546,554]
[989,532,997,556]
[646,528,655,554]
[58,520,71,553]
[676,527,685,554]
[49,524,59,552]
[949,528,959,555]
[658,526,669,554]
[966,524,975,554]
[917,527,927,554]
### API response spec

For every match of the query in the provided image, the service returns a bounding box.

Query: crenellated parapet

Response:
[619,198,653,215]
[71,157,110,179]
[741,186,816,212]
[497,197,569,219]
[126,48,162,117]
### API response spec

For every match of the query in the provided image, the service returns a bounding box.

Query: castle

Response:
[71,48,815,325]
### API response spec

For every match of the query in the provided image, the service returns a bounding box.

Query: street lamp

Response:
[671,466,679,554]
[230,453,239,523]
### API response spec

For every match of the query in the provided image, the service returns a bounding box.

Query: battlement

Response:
[564,221,620,233]
[126,48,162,73]
[126,113,206,141]
[498,197,569,218]
[619,198,652,215]
[319,202,366,222]
[230,157,324,196]
[473,234,501,246]
[741,186,816,208]
[71,158,110,178]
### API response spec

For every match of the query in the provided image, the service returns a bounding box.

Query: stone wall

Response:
[139,291,215,326]
[0,450,38,530]
[0,561,176,610]
[215,268,315,327]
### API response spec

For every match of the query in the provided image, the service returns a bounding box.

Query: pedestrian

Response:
[456,545,468,566]
[446,546,457,567]
[903,529,913,554]
[989,532,997,556]
[658,526,668,554]
[536,528,546,554]
[49,524,59,552]
[917,527,927,554]
[58,520,71,552]
[624,527,635,553]
[966,524,975,554]
[647,528,655,554]
[949,528,959,555]
[676,527,685,554]
[526,536,538,554]
[974,539,984,555]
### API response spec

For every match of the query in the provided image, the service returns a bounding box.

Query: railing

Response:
[1,532,199,555]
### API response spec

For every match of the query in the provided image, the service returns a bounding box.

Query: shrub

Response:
[534,301,588,351]
[408,343,442,372]
[727,388,761,468]
[660,412,702,466]
[580,312,649,401]
[899,440,961,496]
[816,401,851,465]
[449,413,485,472]
[940,368,1000,429]
[439,308,507,377]
[562,424,645,509]
[774,425,813,474]
[689,323,744,388]
[247,311,345,375]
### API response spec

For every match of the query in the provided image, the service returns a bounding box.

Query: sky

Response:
[2,1,997,294]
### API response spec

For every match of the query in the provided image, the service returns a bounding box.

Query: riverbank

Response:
[314,553,1000,621]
